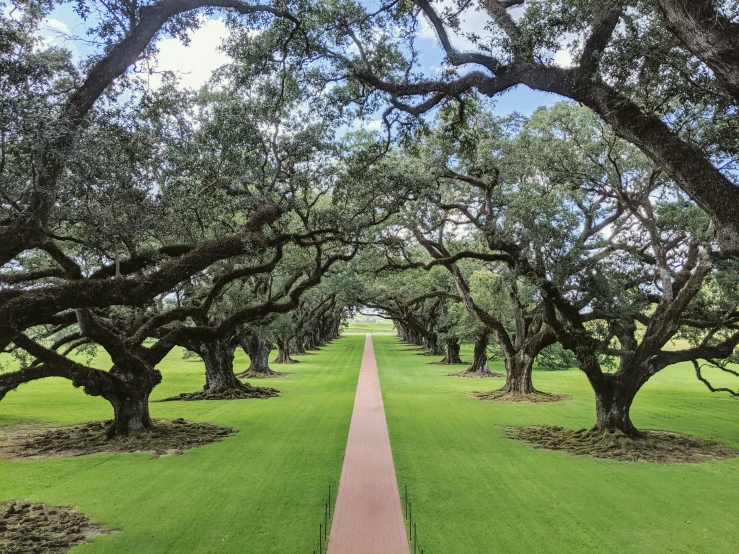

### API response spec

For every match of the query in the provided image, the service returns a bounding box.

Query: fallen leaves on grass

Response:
[0,419,234,459]
[506,425,739,463]
[0,502,115,553]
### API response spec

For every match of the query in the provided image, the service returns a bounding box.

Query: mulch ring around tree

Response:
[0,419,234,460]
[159,384,280,401]
[506,425,739,463]
[0,501,116,553]
[468,390,572,402]
[235,369,294,379]
[448,370,505,378]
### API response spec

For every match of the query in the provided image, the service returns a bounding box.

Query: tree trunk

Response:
[424,334,444,355]
[104,386,153,438]
[290,337,306,355]
[274,340,297,364]
[242,326,272,374]
[305,334,317,350]
[441,340,464,364]
[499,352,536,394]
[467,333,490,373]
[591,374,643,437]
[655,0,739,104]
[201,339,241,393]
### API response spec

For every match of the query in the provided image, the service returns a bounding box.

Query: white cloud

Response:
[38,18,80,62]
[144,16,231,91]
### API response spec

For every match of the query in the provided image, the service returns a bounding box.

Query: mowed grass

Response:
[374,335,739,554]
[0,335,364,553]
[345,322,395,334]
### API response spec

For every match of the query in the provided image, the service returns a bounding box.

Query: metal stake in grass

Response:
[413,523,417,553]
[408,502,412,541]
[319,524,322,552]
[324,503,328,541]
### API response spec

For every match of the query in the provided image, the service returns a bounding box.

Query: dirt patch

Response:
[506,425,739,463]
[0,502,115,553]
[0,419,234,460]
[468,390,572,402]
[448,370,505,378]
[235,369,293,379]
[160,385,280,401]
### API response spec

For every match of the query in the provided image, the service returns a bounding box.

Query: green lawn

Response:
[374,334,739,554]
[345,322,396,334]
[0,335,364,553]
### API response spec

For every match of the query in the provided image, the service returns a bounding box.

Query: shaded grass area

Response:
[0,335,363,553]
[375,335,739,554]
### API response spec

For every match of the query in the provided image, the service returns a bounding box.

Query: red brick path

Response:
[327,334,410,554]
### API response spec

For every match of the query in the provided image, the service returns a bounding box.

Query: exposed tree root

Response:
[235,369,293,379]
[160,382,280,401]
[506,425,739,463]
[448,370,504,378]
[468,390,572,403]
[432,360,467,365]
[0,419,234,460]
[0,502,114,553]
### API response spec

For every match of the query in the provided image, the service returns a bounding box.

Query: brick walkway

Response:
[327,334,409,554]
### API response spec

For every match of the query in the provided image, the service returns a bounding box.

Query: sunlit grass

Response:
[376,335,739,553]
[0,335,364,553]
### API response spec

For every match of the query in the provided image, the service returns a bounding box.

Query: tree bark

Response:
[274,340,297,364]
[590,373,644,437]
[467,333,491,373]
[241,325,272,374]
[441,340,464,364]
[289,337,306,355]
[499,352,536,394]
[423,334,444,355]
[655,0,739,103]
[200,339,241,393]
[104,386,153,437]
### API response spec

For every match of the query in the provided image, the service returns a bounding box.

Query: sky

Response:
[36,1,564,119]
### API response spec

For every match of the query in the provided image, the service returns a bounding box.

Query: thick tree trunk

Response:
[104,386,153,438]
[499,353,536,394]
[467,333,490,373]
[305,334,317,350]
[274,340,297,364]
[591,374,643,437]
[201,340,241,393]
[655,0,739,104]
[423,334,444,355]
[242,326,272,374]
[290,337,306,355]
[441,340,464,364]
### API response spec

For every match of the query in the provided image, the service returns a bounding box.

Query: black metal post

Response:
[408,502,412,542]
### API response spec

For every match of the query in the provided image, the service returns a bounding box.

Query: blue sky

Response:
[39,1,562,118]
